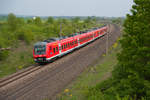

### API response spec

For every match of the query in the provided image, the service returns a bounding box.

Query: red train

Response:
[33,26,107,63]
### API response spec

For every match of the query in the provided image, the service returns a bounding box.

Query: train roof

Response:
[34,42,47,47]
[38,25,107,44]
[43,38,60,43]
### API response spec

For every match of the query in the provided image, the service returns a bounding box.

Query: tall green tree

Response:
[33,17,42,26]
[111,0,150,99]
[46,17,54,24]
[7,13,18,31]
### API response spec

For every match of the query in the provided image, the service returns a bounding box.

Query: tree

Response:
[17,18,25,25]
[46,17,54,24]
[84,16,92,23]
[33,17,42,26]
[111,0,150,99]
[27,19,33,24]
[7,13,18,31]
[93,0,150,100]
[72,17,80,23]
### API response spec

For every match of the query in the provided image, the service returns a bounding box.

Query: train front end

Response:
[33,42,48,63]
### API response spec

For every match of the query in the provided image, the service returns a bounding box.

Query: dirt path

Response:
[0,24,120,100]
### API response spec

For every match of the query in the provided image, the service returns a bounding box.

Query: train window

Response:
[61,45,63,50]
[68,43,70,47]
[70,42,72,45]
[53,48,55,53]
[64,44,65,49]
[56,47,58,52]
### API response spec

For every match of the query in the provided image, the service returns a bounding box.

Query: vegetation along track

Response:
[0,24,121,100]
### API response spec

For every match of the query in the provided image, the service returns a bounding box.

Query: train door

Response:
[58,43,61,54]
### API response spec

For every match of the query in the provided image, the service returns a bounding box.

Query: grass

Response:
[0,42,35,78]
[0,17,104,78]
[57,42,121,100]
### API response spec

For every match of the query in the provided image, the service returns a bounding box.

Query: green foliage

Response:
[89,0,150,100]
[0,51,9,61]
[0,13,104,78]
[16,27,34,44]
[7,13,18,31]
[33,17,42,26]
[46,17,54,24]
[113,0,150,99]
[0,35,6,48]
[27,19,33,24]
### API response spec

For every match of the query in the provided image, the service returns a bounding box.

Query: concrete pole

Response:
[106,24,109,55]
[59,22,62,37]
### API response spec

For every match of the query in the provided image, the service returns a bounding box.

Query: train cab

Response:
[33,42,47,62]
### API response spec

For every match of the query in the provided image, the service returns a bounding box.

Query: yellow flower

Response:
[18,66,23,69]
[70,94,72,97]
[64,89,69,93]
[113,42,118,48]
[102,54,106,57]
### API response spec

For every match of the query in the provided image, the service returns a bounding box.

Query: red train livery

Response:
[33,26,107,63]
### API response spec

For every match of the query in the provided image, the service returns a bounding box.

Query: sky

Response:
[0,0,134,17]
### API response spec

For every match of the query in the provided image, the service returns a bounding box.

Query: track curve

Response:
[0,24,121,100]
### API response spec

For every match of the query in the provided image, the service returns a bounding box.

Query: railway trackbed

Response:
[0,65,41,88]
[0,24,121,100]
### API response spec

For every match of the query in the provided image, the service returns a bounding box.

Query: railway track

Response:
[0,65,41,88]
[1,32,108,100]
[0,24,121,100]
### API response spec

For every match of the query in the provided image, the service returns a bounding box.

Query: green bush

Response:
[0,51,9,61]
[0,14,105,78]
[86,78,116,100]
[88,0,150,100]
[16,28,34,44]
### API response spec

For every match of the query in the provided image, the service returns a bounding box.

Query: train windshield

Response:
[34,45,46,55]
